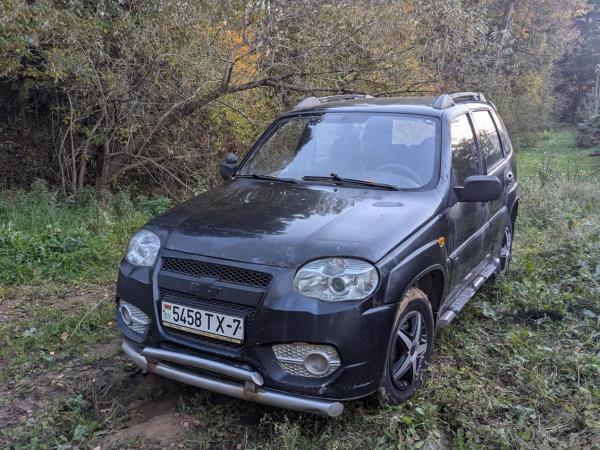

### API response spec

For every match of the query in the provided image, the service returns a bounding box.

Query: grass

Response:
[0,184,171,285]
[0,128,599,449]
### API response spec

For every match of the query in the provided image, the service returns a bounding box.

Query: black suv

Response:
[117,92,518,417]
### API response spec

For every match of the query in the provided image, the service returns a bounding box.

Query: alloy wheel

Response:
[500,224,513,272]
[390,310,428,390]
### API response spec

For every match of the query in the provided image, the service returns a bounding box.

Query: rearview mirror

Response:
[219,153,238,180]
[454,175,501,202]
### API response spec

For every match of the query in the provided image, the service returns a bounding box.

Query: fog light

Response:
[121,304,133,325]
[273,343,341,378]
[118,300,150,335]
[304,352,330,376]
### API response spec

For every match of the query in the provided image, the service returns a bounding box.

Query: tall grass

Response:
[0,182,171,285]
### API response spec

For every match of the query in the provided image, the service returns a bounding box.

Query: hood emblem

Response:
[190,277,221,299]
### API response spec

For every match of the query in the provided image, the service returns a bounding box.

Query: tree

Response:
[0,0,591,195]
[554,0,600,123]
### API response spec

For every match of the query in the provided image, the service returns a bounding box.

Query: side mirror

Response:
[454,175,501,202]
[219,152,238,180]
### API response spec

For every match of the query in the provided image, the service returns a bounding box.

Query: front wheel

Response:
[379,288,434,404]
[498,220,514,276]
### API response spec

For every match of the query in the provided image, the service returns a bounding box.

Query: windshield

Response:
[237,113,440,189]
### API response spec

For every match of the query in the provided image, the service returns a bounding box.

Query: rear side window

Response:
[472,110,503,170]
[450,114,479,185]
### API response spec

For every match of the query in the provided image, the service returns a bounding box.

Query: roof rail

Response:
[450,92,487,104]
[293,94,374,110]
[318,94,374,103]
[293,97,322,110]
[433,94,455,109]
[434,92,492,110]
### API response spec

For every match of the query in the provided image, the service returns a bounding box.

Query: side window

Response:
[472,110,503,170]
[490,110,512,155]
[450,114,479,185]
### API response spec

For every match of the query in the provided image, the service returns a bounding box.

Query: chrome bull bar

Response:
[122,341,344,417]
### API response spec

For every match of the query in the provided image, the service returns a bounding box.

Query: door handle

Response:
[505,171,514,183]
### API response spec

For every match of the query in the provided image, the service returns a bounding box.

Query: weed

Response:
[0,186,170,285]
[3,393,101,449]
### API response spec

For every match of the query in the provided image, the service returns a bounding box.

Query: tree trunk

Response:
[569,72,586,124]
[95,141,112,196]
[494,1,515,76]
[76,148,88,194]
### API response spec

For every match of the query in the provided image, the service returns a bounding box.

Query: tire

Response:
[378,288,434,405]
[497,219,514,277]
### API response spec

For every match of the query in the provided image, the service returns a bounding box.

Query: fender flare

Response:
[396,264,447,304]
[384,238,448,307]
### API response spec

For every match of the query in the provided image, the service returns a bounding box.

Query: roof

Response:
[286,96,442,116]
[283,93,493,117]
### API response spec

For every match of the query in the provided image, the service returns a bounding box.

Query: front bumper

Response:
[122,340,344,417]
[117,250,398,405]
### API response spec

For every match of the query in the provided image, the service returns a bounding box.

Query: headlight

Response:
[293,258,379,301]
[126,229,160,267]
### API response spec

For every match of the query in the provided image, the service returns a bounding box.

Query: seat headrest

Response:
[363,116,392,145]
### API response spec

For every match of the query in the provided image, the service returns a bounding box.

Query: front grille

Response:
[161,257,272,288]
[159,289,255,348]
[160,289,255,314]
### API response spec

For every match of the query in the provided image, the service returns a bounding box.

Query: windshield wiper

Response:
[302,173,399,191]
[237,174,298,184]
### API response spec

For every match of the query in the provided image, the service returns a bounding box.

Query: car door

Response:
[471,109,512,255]
[447,113,488,297]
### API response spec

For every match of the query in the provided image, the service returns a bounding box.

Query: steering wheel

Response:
[376,163,422,184]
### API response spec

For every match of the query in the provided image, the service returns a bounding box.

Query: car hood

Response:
[147,179,443,267]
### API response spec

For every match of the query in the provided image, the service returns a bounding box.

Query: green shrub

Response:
[576,114,600,148]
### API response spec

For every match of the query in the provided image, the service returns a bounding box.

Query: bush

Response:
[576,115,600,148]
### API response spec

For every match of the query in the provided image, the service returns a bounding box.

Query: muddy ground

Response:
[0,286,235,448]
[2,285,338,449]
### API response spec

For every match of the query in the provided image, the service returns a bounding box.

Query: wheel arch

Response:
[509,199,519,226]
[401,267,445,315]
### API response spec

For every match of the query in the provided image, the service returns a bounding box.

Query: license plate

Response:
[161,302,244,343]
